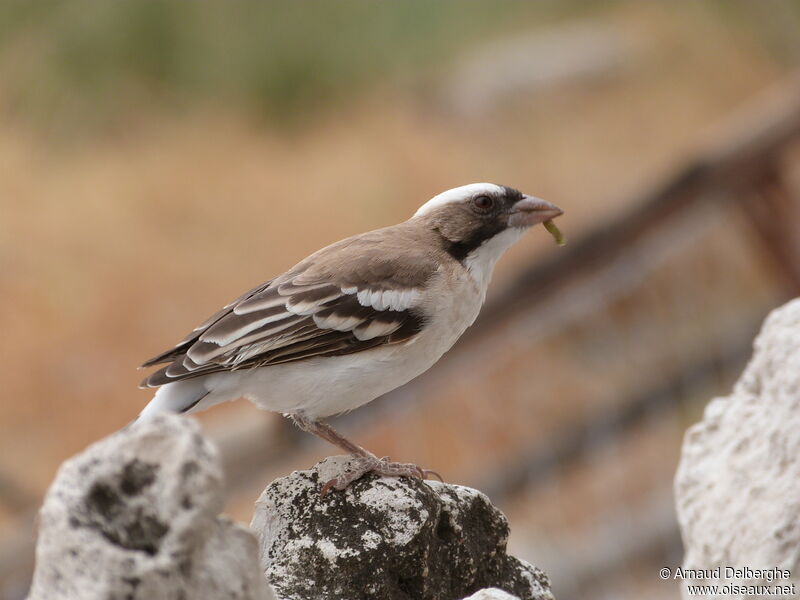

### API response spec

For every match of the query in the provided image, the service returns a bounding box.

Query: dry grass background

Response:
[1,1,799,598]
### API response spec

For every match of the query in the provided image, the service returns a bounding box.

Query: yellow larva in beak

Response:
[543,219,566,246]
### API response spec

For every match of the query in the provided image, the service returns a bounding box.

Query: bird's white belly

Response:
[199,267,484,419]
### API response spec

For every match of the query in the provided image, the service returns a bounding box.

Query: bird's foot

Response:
[320,455,443,496]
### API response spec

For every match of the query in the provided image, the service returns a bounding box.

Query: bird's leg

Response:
[288,413,443,495]
[290,413,367,455]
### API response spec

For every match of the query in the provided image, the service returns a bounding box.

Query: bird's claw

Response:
[320,478,339,498]
[422,469,444,482]
[319,455,444,496]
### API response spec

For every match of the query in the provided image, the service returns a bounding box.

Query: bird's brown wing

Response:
[139,280,273,369]
[139,226,440,388]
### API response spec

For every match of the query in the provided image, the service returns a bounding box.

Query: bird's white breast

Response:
[196,262,486,419]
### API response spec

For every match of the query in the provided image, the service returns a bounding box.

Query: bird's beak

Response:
[508,195,564,228]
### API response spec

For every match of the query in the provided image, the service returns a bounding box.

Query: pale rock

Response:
[27,414,273,600]
[675,299,800,598]
[462,588,522,600]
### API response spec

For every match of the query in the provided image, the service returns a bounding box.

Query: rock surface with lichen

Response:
[251,456,554,600]
[26,414,273,600]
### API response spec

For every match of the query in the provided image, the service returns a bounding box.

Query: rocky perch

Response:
[26,415,554,600]
[26,415,273,600]
[253,457,552,600]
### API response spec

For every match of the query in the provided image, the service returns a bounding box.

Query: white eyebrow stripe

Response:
[414,182,506,217]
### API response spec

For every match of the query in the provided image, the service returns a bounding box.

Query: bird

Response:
[138,183,563,493]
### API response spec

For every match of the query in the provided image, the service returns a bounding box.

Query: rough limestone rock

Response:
[675,299,800,598]
[27,414,273,600]
[251,456,554,600]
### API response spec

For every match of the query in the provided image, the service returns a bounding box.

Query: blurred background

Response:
[2,1,800,598]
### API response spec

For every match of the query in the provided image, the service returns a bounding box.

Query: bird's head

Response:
[413,183,563,264]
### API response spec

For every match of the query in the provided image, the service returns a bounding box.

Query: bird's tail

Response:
[138,379,211,421]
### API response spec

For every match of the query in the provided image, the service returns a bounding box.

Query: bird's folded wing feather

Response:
[139,234,437,388]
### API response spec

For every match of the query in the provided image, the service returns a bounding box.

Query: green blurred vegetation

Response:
[0,0,584,131]
[0,0,797,135]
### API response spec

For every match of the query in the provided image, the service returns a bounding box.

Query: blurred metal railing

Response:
[471,76,800,338]
[480,331,756,502]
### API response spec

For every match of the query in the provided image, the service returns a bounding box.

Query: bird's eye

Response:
[472,196,494,211]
